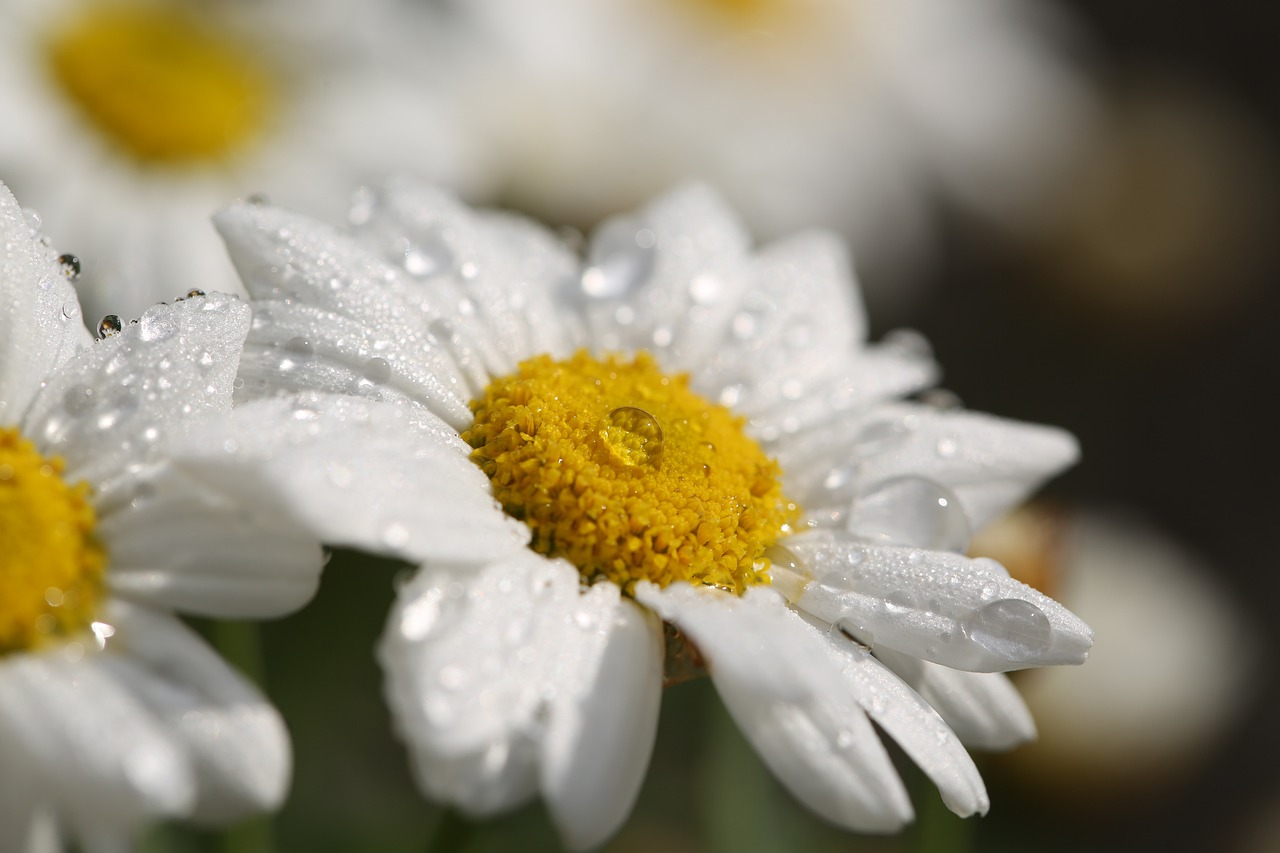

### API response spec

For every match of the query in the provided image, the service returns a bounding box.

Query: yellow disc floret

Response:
[0,427,107,655]
[46,3,273,163]
[464,351,798,594]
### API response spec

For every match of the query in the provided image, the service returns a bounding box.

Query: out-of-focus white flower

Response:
[975,506,1255,805]
[213,178,1093,848]
[0,0,481,322]
[0,179,343,850]
[426,0,1095,295]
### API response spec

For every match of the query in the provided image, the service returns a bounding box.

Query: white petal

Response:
[100,462,323,619]
[636,583,914,832]
[817,630,988,817]
[541,593,663,851]
[214,201,506,401]
[0,645,195,835]
[357,176,582,363]
[873,647,1036,750]
[782,531,1093,671]
[168,394,530,565]
[0,755,59,853]
[97,602,291,822]
[0,181,90,423]
[22,293,249,488]
[854,403,1080,532]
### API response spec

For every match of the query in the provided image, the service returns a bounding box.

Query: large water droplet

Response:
[846,476,971,552]
[363,356,392,383]
[580,216,656,299]
[600,406,663,467]
[97,315,122,339]
[963,599,1052,660]
[57,254,81,281]
[402,229,455,279]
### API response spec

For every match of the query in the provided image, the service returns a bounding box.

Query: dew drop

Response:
[61,300,79,320]
[97,315,122,339]
[963,599,1052,660]
[402,229,455,279]
[600,406,663,467]
[63,384,94,415]
[846,476,971,552]
[57,254,81,281]
[186,289,205,299]
[935,437,959,458]
[763,543,804,575]
[363,356,392,383]
[580,216,656,299]
[689,274,722,304]
[137,306,176,342]
[285,336,313,357]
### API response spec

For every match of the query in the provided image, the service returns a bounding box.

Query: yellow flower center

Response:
[0,427,107,655]
[46,3,273,164]
[464,351,798,594]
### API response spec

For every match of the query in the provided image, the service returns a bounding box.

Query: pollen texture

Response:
[464,351,798,594]
[0,427,107,655]
[47,4,272,163]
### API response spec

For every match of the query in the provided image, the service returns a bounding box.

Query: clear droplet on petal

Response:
[846,476,971,552]
[137,306,176,343]
[402,229,455,279]
[600,406,663,467]
[580,216,656,299]
[63,384,94,415]
[97,315,122,339]
[363,356,392,383]
[57,254,81,281]
[186,289,206,299]
[962,599,1052,660]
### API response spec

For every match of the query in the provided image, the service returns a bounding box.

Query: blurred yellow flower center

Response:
[0,428,107,655]
[464,351,798,594]
[46,4,272,163]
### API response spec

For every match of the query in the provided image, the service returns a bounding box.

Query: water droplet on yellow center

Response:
[464,351,799,594]
[0,427,107,655]
[46,4,273,163]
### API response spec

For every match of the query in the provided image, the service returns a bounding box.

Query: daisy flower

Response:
[0,0,481,323]
[426,0,1095,291]
[0,178,341,851]
[213,178,1093,848]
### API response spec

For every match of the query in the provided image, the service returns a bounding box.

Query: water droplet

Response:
[186,289,205,299]
[57,254,81,281]
[347,186,377,226]
[61,300,79,320]
[963,599,1052,660]
[935,437,958,458]
[137,306,176,342]
[285,336,313,356]
[600,407,663,467]
[846,476,971,552]
[689,274,722,304]
[246,193,270,206]
[580,216,656,299]
[853,416,912,455]
[402,230,455,279]
[363,356,392,383]
[97,315,122,338]
[573,611,597,630]
[883,589,916,616]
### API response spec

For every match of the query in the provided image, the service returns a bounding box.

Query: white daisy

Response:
[424,0,1095,292]
[0,0,482,323]
[212,178,1094,848]
[0,179,336,851]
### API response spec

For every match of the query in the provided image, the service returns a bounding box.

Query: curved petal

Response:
[541,593,663,851]
[97,602,291,823]
[781,530,1093,672]
[873,647,1036,750]
[0,180,90,424]
[636,583,914,833]
[0,645,195,838]
[166,393,530,565]
[22,293,250,489]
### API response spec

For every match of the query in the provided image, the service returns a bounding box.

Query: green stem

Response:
[908,769,974,853]
[212,621,275,853]
[424,809,474,853]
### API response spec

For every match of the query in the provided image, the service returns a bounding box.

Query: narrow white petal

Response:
[0,645,195,834]
[541,595,663,851]
[168,394,530,565]
[783,531,1093,672]
[22,293,250,488]
[818,632,989,817]
[636,583,914,832]
[377,555,581,816]
[100,462,323,619]
[98,602,291,822]
[854,403,1080,532]
[0,754,59,853]
[0,181,89,423]
[874,647,1036,750]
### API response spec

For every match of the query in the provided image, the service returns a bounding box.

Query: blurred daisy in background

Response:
[212,178,1092,848]
[0,180,334,850]
[426,0,1097,307]
[0,0,483,322]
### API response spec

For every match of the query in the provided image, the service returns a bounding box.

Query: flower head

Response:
[0,0,481,321]
[215,178,1093,847]
[0,180,334,849]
